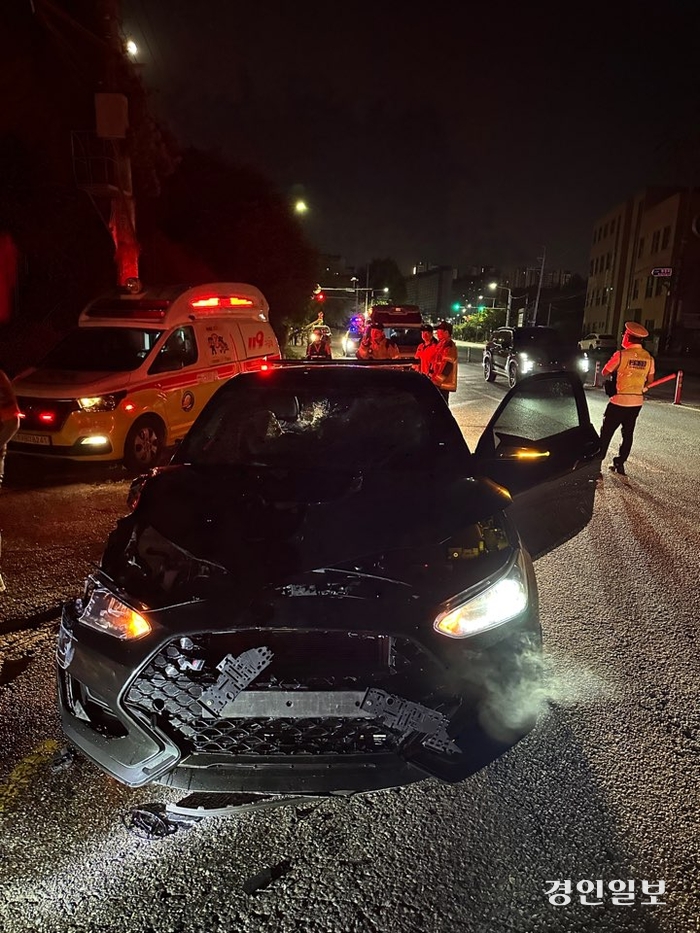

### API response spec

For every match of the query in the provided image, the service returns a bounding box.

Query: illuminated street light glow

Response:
[126,39,138,57]
[294,200,308,215]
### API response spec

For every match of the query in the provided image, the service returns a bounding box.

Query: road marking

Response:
[0,739,60,813]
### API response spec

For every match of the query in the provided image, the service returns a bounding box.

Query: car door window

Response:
[486,373,581,446]
[149,326,198,374]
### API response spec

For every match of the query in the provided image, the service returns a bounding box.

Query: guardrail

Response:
[592,362,684,404]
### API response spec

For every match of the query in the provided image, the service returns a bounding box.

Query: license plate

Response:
[14,432,52,446]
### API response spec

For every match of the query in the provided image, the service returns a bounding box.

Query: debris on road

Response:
[242,859,292,895]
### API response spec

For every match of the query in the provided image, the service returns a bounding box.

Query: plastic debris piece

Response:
[199,646,273,715]
[361,688,460,754]
[49,746,76,773]
[122,804,181,840]
[243,859,292,895]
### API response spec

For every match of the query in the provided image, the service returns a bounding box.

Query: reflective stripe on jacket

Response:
[432,339,458,391]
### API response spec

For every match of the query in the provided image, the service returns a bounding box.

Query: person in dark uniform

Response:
[598,321,655,476]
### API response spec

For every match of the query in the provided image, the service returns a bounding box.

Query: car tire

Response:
[123,416,165,474]
[484,357,496,382]
[508,363,518,388]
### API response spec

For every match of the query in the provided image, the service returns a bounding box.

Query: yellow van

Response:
[10,281,281,471]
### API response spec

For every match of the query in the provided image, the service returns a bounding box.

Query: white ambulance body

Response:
[11,282,281,471]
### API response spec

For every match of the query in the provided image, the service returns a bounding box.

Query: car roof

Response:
[223,364,431,394]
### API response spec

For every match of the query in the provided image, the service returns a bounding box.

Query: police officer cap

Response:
[369,320,384,330]
[624,321,648,338]
[436,320,452,334]
[421,322,433,332]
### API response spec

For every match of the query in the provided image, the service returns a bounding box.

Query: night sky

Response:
[122,0,700,276]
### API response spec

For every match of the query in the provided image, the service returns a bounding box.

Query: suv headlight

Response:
[78,584,151,640]
[77,393,125,412]
[434,553,528,638]
[577,357,590,371]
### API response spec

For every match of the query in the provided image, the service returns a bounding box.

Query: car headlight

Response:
[577,358,590,371]
[78,585,151,640]
[434,554,528,638]
[78,393,125,412]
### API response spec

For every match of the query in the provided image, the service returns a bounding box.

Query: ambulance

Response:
[10,281,281,471]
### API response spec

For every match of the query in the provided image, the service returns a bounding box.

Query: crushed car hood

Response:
[103,464,513,608]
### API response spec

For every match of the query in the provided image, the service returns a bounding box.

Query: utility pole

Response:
[533,246,546,324]
[95,0,140,286]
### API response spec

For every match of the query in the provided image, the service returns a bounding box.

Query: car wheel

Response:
[508,363,518,388]
[484,357,496,382]
[123,416,165,473]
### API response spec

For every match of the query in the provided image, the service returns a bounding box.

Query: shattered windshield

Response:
[176,375,467,471]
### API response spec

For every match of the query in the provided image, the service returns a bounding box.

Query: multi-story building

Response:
[404,265,456,320]
[512,268,573,290]
[583,186,700,354]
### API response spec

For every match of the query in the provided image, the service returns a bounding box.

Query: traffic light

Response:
[478,304,486,312]
[314,291,325,302]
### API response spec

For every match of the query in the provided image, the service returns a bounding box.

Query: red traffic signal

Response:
[314,292,325,302]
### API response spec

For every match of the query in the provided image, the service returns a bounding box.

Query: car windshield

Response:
[39,327,163,372]
[515,327,565,346]
[177,371,467,471]
[390,328,423,347]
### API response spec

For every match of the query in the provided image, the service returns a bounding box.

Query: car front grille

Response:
[124,630,451,757]
[17,397,78,432]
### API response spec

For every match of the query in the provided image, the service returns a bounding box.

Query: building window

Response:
[645,276,654,298]
[632,279,639,299]
[651,230,660,253]
[637,237,645,259]
[655,278,665,297]
[606,252,611,270]
[644,319,654,334]
[589,259,594,275]
[662,225,671,249]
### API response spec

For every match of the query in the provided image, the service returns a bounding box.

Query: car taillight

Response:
[39,411,56,424]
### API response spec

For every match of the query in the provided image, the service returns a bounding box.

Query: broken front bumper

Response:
[57,593,539,794]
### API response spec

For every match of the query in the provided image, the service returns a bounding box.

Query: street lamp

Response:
[350,276,359,312]
[294,200,308,215]
[489,282,513,326]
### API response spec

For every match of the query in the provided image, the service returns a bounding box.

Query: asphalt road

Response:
[0,359,698,932]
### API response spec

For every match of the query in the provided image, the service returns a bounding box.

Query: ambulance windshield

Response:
[40,327,163,372]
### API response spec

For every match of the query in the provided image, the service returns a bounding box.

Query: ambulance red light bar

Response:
[191,296,255,309]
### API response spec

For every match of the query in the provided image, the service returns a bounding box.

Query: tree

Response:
[139,149,319,344]
[357,257,407,304]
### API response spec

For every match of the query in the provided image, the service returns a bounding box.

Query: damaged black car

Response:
[57,365,600,795]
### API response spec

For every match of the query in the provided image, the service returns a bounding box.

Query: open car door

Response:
[472,371,600,559]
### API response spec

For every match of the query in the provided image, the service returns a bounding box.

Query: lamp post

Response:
[350,276,359,313]
[488,282,513,326]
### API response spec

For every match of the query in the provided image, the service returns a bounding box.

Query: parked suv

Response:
[483,326,590,388]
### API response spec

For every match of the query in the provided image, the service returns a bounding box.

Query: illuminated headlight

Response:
[77,394,123,412]
[434,555,528,638]
[577,358,590,371]
[520,358,534,374]
[78,586,151,640]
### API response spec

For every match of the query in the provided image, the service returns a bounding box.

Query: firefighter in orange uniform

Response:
[356,322,399,360]
[430,321,459,404]
[414,323,438,376]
